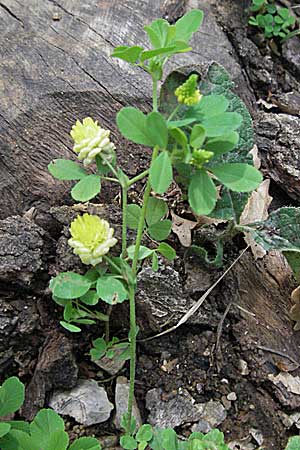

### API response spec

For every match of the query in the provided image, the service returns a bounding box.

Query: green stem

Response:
[101,176,120,183]
[103,255,122,274]
[105,305,113,343]
[101,156,119,180]
[152,77,158,112]
[126,147,159,434]
[132,147,159,274]
[126,76,159,434]
[167,105,179,122]
[122,185,128,258]
[126,284,136,433]
[127,169,149,187]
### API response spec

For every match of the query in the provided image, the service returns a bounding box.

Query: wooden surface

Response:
[0,0,255,218]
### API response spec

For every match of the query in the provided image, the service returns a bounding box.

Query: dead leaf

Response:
[290,286,300,331]
[268,372,300,395]
[249,144,261,169]
[171,211,197,247]
[240,179,273,259]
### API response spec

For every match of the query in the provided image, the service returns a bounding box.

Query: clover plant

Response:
[46,8,264,441]
[248,0,300,41]
[0,377,101,450]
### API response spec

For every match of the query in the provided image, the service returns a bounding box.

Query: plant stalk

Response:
[121,185,128,258]
[126,76,159,434]
[126,145,159,433]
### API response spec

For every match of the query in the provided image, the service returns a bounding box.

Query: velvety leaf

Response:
[44,430,69,450]
[80,290,99,306]
[146,197,168,226]
[285,436,300,450]
[146,112,168,148]
[189,95,229,120]
[120,435,138,450]
[140,46,176,62]
[117,107,152,146]
[188,169,217,215]
[111,45,144,63]
[210,163,262,192]
[69,436,102,450]
[127,204,144,230]
[48,159,88,180]
[0,423,11,438]
[50,272,91,299]
[148,219,172,241]
[202,112,242,137]
[0,377,25,417]
[175,9,204,42]
[156,242,176,260]
[127,245,154,260]
[190,124,206,148]
[144,19,169,48]
[150,151,173,194]
[204,132,239,156]
[60,321,81,333]
[96,276,128,305]
[29,409,65,448]
[71,174,101,202]
[136,424,153,443]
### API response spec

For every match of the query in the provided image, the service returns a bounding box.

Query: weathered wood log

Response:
[0,0,255,219]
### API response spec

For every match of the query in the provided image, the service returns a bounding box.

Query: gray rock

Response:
[191,401,227,433]
[146,388,203,429]
[21,332,78,420]
[282,37,300,80]
[49,379,113,426]
[256,113,300,200]
[136,265,214,332]
[0,216,45,284]
[114,376,142,430]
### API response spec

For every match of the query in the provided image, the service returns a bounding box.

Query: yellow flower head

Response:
[68,213,117,266]
[70,118,116,167]
[190,149,214,168]
[175,74,202,106]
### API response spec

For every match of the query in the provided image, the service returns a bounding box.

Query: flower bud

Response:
[175,74,202,106]
[71,117,116,166]
[190,149,214,168]
[68,213,117,266]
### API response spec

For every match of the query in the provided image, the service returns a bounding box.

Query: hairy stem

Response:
[105,305,113,343]
[127,169,149,187]
[126,147,158,433]
[122,185,128,258]
[152,77,158,112]
[126,77,159,433]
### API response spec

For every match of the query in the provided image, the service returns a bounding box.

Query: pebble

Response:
[227,392,237,401]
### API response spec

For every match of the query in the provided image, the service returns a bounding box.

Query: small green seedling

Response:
[248,0,299,41]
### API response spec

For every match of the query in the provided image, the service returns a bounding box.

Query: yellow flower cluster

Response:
[71,117,116,166]
[68,213,117,266]
[175,74,202,106]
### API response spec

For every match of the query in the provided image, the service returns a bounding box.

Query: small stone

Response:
[227,392,237,401]
[191,401,227,434]
[238,359,249,375]
[146,388,203,429]
[94,349,126,376]
[221,395,231,410]
[49,379,114,426]
[114,376,142,430]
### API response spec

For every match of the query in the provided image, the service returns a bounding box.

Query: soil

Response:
[1,0,300,449]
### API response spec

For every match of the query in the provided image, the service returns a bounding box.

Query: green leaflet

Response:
[150,152,173,194]
[71,174,101,202]
[188,169,217,216]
